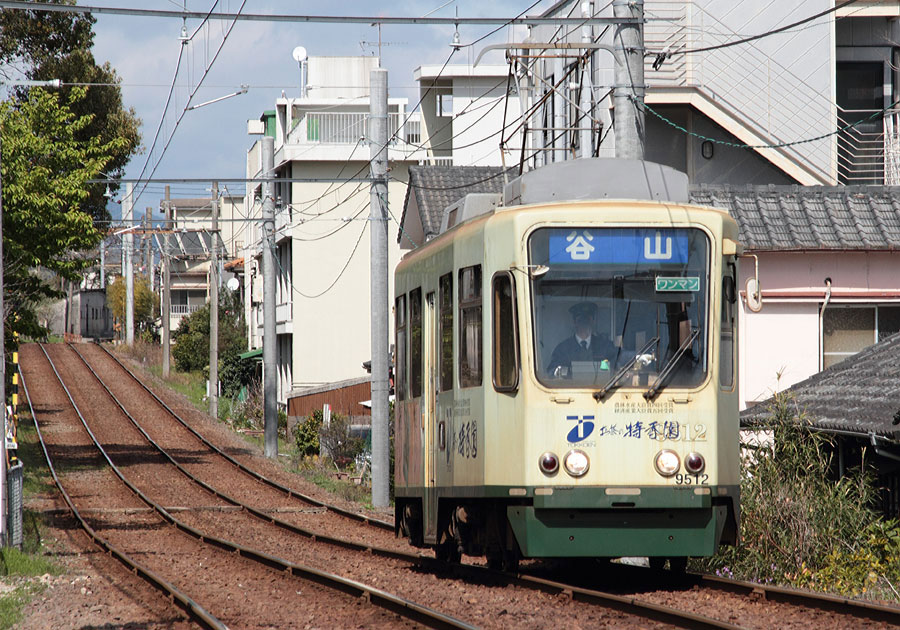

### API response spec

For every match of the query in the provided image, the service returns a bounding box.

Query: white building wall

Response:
[287,160,409,388]
[738,301,820,409]
[452,76,521,166]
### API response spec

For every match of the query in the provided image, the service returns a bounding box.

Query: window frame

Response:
[439,273,454,392]
[458,265,483,389]
[409,288,423,398]
[491,271,520,392]
[394,294,407,401]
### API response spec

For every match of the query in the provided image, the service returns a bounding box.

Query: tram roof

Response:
[741,331,900,440]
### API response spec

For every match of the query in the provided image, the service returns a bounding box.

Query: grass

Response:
[0,414,61,628]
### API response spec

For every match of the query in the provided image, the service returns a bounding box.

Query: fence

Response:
[6,461,23,548]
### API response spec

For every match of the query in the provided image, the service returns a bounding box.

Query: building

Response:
[241,57,515,408]
[741,330,900,518]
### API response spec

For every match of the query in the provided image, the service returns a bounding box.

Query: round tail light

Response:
[564,450,590,477]
[654,449,680,477]
[684,452,705,474]
[538,452,559,475]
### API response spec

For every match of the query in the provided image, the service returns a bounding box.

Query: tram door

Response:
[423,291,439,542]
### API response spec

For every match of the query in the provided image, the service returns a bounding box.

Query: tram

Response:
[393,159,741,570]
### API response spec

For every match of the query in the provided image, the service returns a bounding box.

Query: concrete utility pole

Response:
[369,68,390,508]
[580,0,595,159]
[144,208,152,288]
[209,182,219,420]
[261,137,278,458]
[124,182,135,345]
[100,240,106,288]
[162,186,171,378]
[613,0,645,160]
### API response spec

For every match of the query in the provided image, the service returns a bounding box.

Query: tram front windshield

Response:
[529,227,709,390]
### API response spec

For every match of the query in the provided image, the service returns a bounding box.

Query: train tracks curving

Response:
[18,341,900,629]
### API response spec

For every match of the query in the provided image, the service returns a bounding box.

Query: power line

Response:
[639,97,900,151]
[0,2,649,25]
[659,0,860,57]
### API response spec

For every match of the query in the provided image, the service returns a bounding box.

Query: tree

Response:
[0,1,142,222]
[172,289,247,373]
[2,86,126,338]
[106,275,159,331]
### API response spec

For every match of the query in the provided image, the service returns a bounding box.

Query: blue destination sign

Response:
[548,229,690,265]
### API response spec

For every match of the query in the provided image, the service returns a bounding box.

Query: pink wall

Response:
[737,251,900,409]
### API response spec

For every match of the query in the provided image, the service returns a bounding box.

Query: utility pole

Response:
[580,0,595,159]
[144,208,152,287]
[162,186,171,378]
[261,137,278,458]
[369,68,390,508]
[209,182,219,420]
[613,0,645,160]
[100,240,106,288]
[124,182,135,345]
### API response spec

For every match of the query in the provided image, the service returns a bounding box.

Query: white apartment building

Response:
[241,57,515,405]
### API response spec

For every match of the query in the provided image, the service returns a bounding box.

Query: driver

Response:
[547,302,616,377]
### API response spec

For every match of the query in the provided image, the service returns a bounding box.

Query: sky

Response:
[82,0,546,225]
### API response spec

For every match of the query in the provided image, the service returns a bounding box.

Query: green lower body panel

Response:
[507,504,727,558]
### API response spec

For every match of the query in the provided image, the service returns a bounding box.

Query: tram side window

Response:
[458,265,482,388]
[439,274,453,392]
[492,272,519,391]
[395,295,407,401]
[410,288,423,398]
[720,264,736,388]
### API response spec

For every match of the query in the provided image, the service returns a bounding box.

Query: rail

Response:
[38,344,473,630]
[20,360,228,630]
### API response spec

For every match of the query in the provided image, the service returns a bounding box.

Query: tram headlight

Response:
[684,452,705,474]
[563,450,590,477]
[538,452,559,475]
[654,449,680,477]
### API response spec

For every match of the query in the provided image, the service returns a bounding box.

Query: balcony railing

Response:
[170,304,203,316]
[287,111,420,146]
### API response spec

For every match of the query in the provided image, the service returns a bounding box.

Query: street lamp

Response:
[1,78,61,548]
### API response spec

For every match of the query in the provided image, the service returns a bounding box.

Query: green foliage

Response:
[294,409,324,456]
[0,2,141,223]
[318,412,366,469]
[106,275,158,328]
[171,289,245,373]
[1,86,125,339]
[219,346,257,399]
[699,392,900,598]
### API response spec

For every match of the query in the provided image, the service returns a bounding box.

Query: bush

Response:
[698,392,900,598]
[294,409,323,456]
[318,412,366,468]
[171,289,246,373]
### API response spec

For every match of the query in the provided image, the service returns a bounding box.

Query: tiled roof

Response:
[741,332,900,438]
[402,166,509,240]
[402,168,900,252]
[689,185,900,251]
[156,230,227,260]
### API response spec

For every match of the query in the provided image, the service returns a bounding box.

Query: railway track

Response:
[23,343,475,630]
[19,341,900,629]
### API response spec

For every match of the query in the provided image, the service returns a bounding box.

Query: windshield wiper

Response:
[593,336,659,401]
[643,328,700,401]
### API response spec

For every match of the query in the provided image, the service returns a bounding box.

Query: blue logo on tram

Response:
[566,415,595,443]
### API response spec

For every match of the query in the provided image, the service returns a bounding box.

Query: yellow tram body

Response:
[393,162,741,568]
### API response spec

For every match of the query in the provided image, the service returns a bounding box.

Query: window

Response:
[395,295,407,401]
[492,272,519,391]
[822,305,900,368]
[438,93,453,117]
[458,266,482,388]
[719,264,736,388]
[439,274,453,392]
[528,227,710,390]
[409,289,423,398]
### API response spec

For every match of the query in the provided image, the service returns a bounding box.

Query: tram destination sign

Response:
[548,228,690,265]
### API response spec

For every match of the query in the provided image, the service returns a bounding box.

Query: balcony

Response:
[170,304,203,317]
[287,111,420,146]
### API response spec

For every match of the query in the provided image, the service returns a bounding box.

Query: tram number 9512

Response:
[675,473,708,485]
